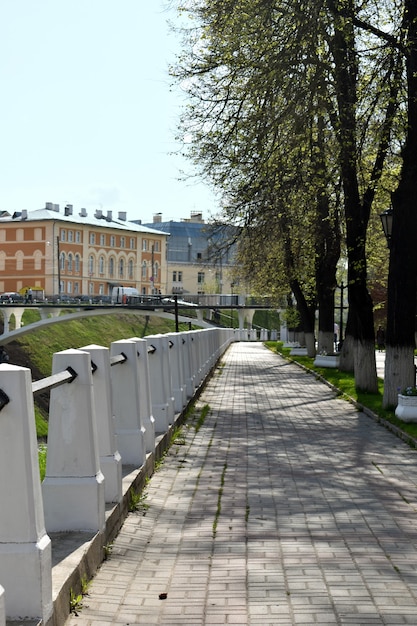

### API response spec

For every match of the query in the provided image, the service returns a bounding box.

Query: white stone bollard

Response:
[165,332,187,413]
[181,332,195,399]
[189,330,203,388]
[80,344,123,504]
[0,364,52,623]
[0,585,5,626]
[128,337,156,453]
[110,340,147,466]
[42,349,105,533]
[145,334,175,433]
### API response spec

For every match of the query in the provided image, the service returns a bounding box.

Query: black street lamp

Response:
[380,207,393,249]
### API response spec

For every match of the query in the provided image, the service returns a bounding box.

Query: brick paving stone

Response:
[65,342,417,625]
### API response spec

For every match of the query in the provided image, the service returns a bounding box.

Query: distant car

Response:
[92,295,112,304]
[0,292,24,303]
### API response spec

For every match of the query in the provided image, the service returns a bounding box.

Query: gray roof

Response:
[0,208,166,236]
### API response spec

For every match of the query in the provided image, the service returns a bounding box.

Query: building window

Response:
[197,252,202,260]
[154,262,159,281]
[110,235,115,247]
[99,284,104,295]
[75,231,81,243]
[89,282,93,295]
[74,282,79,294]
[89,255,94,275]
[119,258,124,278]
[16,250,24,270]
[34,250,42,270]
[75,254,80,272]
[61,230,66,242]
[173,271,177,282]
[120,236,125,248]
[68,230,73,242]
[67,281,72,294]
[128,259,134,278]
[142,239,148,251]
[130,238,135,249]
[100,234,105,246]
[68,253,73,271]
[109,257,114,277]
[198,271,205,284]
[99,256,105,274]
[142,261,147,279]
[154,241,160,252]
[60,252,65,271]
[178,271,183,282]
[89,232,96,245]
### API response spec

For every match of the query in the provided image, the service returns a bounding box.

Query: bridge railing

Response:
[0,326,234,625]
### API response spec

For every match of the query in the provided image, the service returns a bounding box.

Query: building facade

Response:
[141,212,237,296]
[0,203,168,298]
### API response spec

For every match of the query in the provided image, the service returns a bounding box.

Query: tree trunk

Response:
[318,330,335,355]
[327,0,377,392]
[339,331,354,372]
[383,0,417,407]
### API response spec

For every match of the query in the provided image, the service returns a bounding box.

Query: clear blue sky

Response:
[0,1,218,223]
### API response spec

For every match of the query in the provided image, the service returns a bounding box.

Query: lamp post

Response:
[380,207,393,249]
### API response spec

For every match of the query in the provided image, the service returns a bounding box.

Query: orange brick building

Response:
[0,203,168,298]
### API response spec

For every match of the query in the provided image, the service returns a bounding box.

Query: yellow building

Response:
[0,203,168,299]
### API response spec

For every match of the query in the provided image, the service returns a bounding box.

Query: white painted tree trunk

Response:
[353,339,378,393]
[384,345,415,408]
[318,330,335,355]
[304,332,315,357]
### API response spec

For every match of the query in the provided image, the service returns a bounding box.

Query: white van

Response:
[111,286,139,304]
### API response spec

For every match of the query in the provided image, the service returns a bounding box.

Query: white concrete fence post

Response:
[166,332,187,413]
[145,334,175,433]
[80,344,123,504]
[181,331,195,399]
[128,337,156,454]
[42,349,105,533]
[0,586,5,626]
[0,364,53,624]
[110,339,147,467]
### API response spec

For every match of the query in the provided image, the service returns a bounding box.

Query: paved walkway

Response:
[66,342,417,625]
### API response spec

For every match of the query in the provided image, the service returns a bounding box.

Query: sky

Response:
[0,1,219,224]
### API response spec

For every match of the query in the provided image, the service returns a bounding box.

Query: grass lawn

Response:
[264,341,417,445]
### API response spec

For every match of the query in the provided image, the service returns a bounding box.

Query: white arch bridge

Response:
[0,295,276,345]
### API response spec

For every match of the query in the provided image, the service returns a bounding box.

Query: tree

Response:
[171,0,403,391]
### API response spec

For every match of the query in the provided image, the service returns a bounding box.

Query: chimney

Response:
[45,202,53,210]
[64,204,73,216]
[21,210,28,220]
[153,212,162,223]
[118,211,127,221]
[53,204,60,212]
[106,210,112,222]
[79,208,87,217]
[95,209,103,219]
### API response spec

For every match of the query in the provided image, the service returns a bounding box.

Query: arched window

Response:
[68,253,73,271]
[16,250,24,271]
[99,256,105,274]
[142,261,147,279]
[75,254,80,272]
[154,262,159,281]
[88,255,94,275]
[34,250,42,270]
[119,258,124,278]
[60,252,65,271]
[128,259,134,278]
[109,257,114,277]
